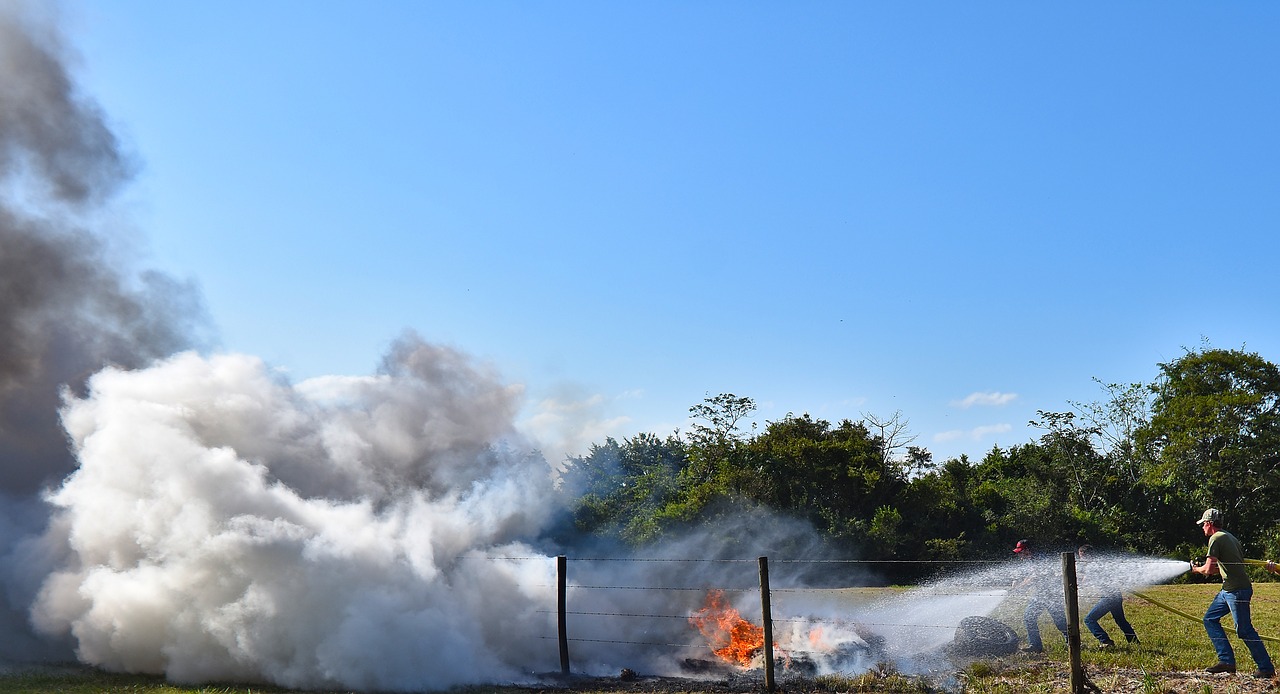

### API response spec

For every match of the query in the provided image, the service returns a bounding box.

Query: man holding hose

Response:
[1190,508,1274,678]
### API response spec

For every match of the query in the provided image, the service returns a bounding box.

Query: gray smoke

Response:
[0,4,206,495]
[0,0,210,662]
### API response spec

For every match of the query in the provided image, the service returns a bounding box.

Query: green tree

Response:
[863,410,930,477]
[1135,345,1280,544]
[972,442,1080,544]
[1068,378,1152,485]
[746,413,900,550]
[1052,379,1175,551]
[666,394,762,522]
[898,455,986,562]
[560,432,689,545]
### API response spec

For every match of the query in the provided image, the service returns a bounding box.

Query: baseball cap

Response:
[1013,539,1029,554]
[1197,508,1222,526]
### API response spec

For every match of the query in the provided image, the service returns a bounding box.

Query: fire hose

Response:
[1129,558,1280,645]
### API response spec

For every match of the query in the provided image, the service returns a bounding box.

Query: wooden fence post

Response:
[1062,551,1083,694]
[758,556,776,693]
[558,555,570,675]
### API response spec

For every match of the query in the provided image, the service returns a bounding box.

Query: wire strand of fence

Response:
[490,556,761,563]
[569,585,759,591]
[519,589,757,594]
[492,555,1196,567]
[542,606,998,634]
[527,586,1134,599]
[522,585,1139,603]
[543,607,977,628]
[545,607,995,631]
[540,610,693,620]
[773,619,958,630]
[536,635,703,648]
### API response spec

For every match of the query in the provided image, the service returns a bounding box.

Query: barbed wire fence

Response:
[495,554,1211,694]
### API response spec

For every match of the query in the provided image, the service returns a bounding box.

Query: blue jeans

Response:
[1024,595,1068,651]
[1085,592,1137,645]
[1204,586,1274,672]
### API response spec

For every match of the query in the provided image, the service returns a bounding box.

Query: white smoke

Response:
[28,340,563,691]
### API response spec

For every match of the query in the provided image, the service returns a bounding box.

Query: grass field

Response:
[1010,581,1280,672]
[2,583,1278,693]
[963,580,1280,693]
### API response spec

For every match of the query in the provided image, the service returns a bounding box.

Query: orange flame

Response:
[808,625,826,649]
[688,590,766,666]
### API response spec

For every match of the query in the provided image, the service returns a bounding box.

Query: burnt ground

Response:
[520,663,1280,693]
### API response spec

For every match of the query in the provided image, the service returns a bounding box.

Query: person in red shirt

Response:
[1011,539,1067,653]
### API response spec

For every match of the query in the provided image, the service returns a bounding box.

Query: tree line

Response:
[555,345,1280,583]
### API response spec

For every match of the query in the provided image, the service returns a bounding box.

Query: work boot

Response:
[1125,635,1140,645]
[1205,662,1236,674]
[1253,670,1275,679]
[1095,642,1114,651]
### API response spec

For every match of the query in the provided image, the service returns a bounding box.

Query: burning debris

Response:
[688,590,769,667]
[686,589,886,676]
[684,584,1032,682]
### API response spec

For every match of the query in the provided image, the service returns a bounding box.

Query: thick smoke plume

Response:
[0,5,205,495]
[32,342,562,690]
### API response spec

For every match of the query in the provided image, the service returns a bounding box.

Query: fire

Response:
[688,590,766,666]
[809,625,826,649]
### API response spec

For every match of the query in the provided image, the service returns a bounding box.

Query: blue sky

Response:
[63,2,1280,465]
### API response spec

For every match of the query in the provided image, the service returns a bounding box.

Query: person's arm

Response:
[1192,555,1219,577]
[1266,560,1280,576]
[1012,572,1030,590]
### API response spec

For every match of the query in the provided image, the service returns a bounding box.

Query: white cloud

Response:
[951,391,1018,409]
[933,422,1013,443]
[971,423,1013,438]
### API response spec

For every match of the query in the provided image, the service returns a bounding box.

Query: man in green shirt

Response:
[1190,508,1274,678]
